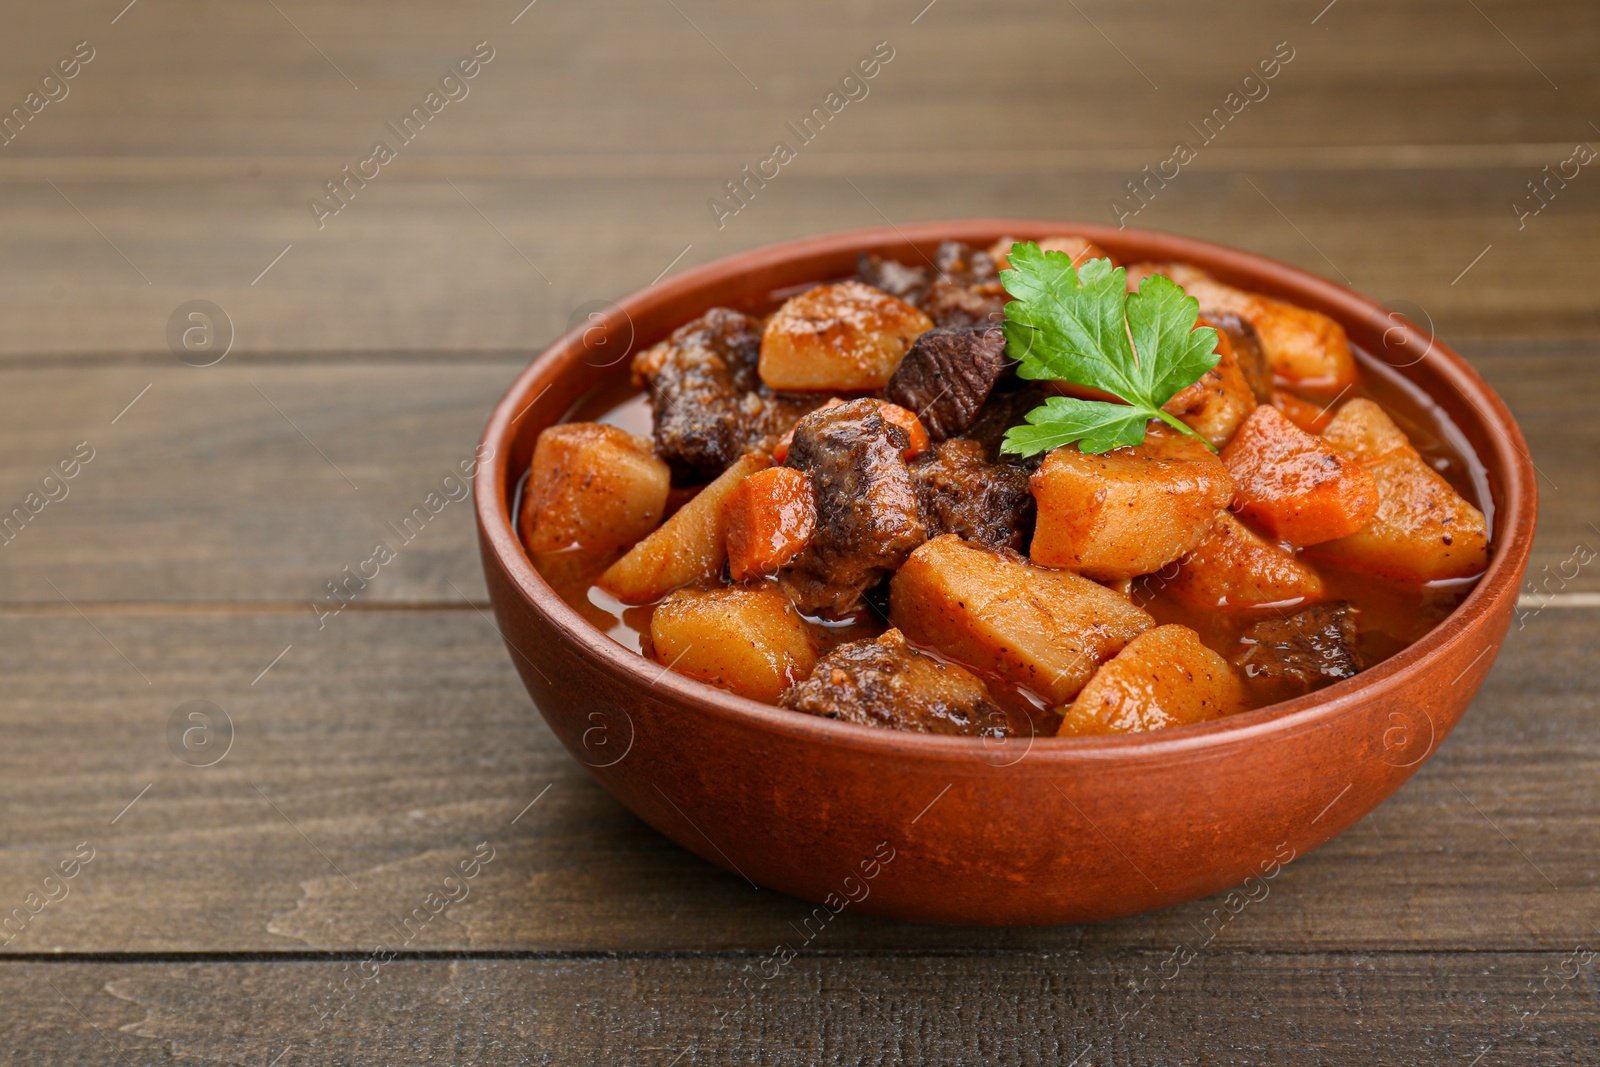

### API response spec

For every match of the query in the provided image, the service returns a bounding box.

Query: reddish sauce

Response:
[525,312,1491,732]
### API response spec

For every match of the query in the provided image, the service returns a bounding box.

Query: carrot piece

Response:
[875,401,931,458]
[1271,389,1334,434]
[768,422,793,463]
[723,467,818,581]
[1221,405,1379,548]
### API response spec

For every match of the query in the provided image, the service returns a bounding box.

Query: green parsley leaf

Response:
[997,241,1220,457]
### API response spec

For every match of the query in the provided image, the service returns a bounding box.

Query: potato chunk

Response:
[759,280,933,392]
[1028,424,1235,580]
[650,584,816,703]
[521,423,671,554]
[1222,404,1379,547]
[723,467,817,581]
[1161,511,1326,609]
[1161,319,1259,448]
[1058,625,1247,737]
[1319,396,1415,459]
[890,535,1153,705]
[600,453,768,603]
[1127,262,1358,393]
[1313,399,1489,583]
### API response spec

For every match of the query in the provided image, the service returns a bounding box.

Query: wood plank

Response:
[0,362,508,605]
[1473,343,1600,604]
[0,0,1591,160]
[0,345,1592,606]
[6,952,1598,1065]
[0,0,1586,1055]
[0,0,1594,357]
[0,164,1593,362]
[0,608,1593,955]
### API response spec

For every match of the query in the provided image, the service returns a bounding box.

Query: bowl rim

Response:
[475,219,1538,764]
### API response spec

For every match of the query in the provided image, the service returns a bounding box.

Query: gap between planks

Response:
[0,946,1581,965]
[0,143,1591,184]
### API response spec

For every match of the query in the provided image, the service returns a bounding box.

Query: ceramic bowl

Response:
[475,221,1536,926]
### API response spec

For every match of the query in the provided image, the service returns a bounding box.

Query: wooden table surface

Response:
[2,2,1596,1063]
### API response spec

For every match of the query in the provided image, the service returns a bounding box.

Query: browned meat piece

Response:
[911,438,1034,552]
[856,253,928,300]
[632,308,758,481]
[633,308,822,482]
[738,389,828,455]
[1211,311,1274,403]
[918,279,1005,328]
[781,628,1011,737]
[780,398,929,617]
[1233,601,1362,702]
[961,386,1051,469]
[883,324,1011,440]
[926,238,1004,327]
[934,240,1000,284]
[857,242,1005,329]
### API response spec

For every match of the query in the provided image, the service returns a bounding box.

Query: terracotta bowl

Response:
[475,221,1536,926]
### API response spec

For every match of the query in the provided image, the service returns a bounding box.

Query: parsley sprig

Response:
[997,242,1220,457]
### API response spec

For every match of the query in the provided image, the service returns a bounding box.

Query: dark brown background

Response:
[1,1,1596,1063]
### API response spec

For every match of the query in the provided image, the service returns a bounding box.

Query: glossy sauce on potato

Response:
[526,303,1491,732]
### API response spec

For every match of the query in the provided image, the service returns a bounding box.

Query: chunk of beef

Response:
[961,386,1051,469]
[780,398,928,617]
[883,324,1010,440]
[934,240,1000,284]
[1233,601,1362,702]
[1211,311,1273,403]
[856,242,1005,329]
[738,389,828,456]
[918,279,1006,328]
[911,438,1034,552]
[927,239,1005,327]
[856,253,929,300]
[633,308,821,482]
[781,628,1011,738]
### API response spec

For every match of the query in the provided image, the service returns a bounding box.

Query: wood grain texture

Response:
[0,0,1593,358]
[0,166,1596,361]
[0,0,1592,1057]
[0,608,1592,955]
[4,952,1597,1066]
[0,0,1591,158]
[0,362,509,604]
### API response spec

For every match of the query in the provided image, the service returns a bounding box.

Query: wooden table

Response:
[2,2,1595,1062]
